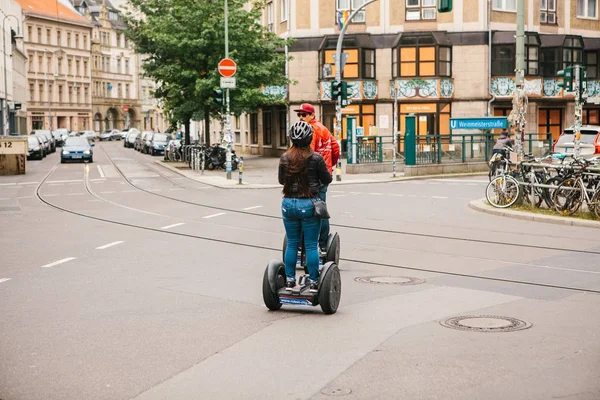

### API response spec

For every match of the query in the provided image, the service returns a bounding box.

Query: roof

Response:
[15,0,91,25]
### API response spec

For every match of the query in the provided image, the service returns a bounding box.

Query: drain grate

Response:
[440,315,532,333]
[355,276,425,285]
[321,388,352,396]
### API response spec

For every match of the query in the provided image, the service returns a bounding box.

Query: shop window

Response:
[562,36,583,70]
[577,0,598,18]
[397,103,451,136]
[336,0,366,23]
[540,0,557,24]
[263,111,272,146]
[250,113,258,144]
[406,0,437,21]
[493,0,516,12]
[585,51,598,79]
[394,34,451,78]
[538,109,562,141]
[583,109,600,125]
[279,110,288,147]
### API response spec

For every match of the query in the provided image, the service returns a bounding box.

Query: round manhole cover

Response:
[355,276,425,285]
[321,388,352,396]
[440,315,532,332]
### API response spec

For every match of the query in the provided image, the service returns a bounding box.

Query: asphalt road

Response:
[1,141,599,400]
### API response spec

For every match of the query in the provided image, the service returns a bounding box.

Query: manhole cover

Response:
[355,276,425,285]
[321,388,352,396]
[440,315,532,332]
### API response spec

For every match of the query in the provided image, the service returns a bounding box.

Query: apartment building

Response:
[239,0,600,156]
[15,0,93,133]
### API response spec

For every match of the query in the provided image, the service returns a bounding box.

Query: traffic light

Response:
[438,0,452,12]
[578,66,587,101]
[557,68,573,92]
[331,80,349,108]
[213,89,224,107]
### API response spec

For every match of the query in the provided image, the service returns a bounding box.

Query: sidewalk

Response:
[154,155,486,189]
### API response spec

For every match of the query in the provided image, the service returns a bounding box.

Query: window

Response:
[250,113,259,144]
[322,48,360,78]
[263,111,272,145]
[118,84,122,98]
[583,108,600,125]
[280,0,288,21]
[125,84,130,99]
[76,60,80,76]
[58,85,63,103]
[29,84,34,102]
[541,0,557,24]
[75,34,79,49]
[562,37,583,70]
[37,28,41,43]
[125,59,129,74]
[83,35,88,49]
[117,58,122,73]
[336,0,366,24]
[577,0,598,18]
[541,48,559,75]
[493,0,516,12]
[394,34,451,78]
[525,34,540,75]
[84,86,89,100]
[37,55,42,72]
[57,30,61,46]
[406,0,437,21]
[363,49,375,79]
[46,29,51,44]
[68,86,72,103]
[67,33,71,47]
[492,46,514,75]
[27,26,32,41]
[538,109,562,141]
[585,51,598,79]
[39,84,44,102]
[84,60,88,76]
[47,56,52,74]
[109,11,119,21]
[266,1,273,29]
[68,58,72,75]
[101,32,107,45]
[279,110,287,147]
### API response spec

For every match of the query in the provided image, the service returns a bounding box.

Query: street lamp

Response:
[3,14,23,135]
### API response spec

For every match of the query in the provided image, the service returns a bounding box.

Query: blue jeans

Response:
[281,197,321,282]
[318,184,329,249]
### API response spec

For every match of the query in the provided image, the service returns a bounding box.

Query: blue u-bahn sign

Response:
[450,117,508,130]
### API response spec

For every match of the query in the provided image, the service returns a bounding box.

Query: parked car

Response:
[52,128,70,146]
[553,125,600,158]
[124,131,139,148]
[61,136,94,163]
[33,130,56,153]
[148,133,170,155]
[99,129,120,141]
[120,128,138,140]
[139,131,154,153]
[32,132,50,154]
[27,135,45,160]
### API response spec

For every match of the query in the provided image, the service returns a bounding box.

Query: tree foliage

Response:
[123,0,292,123]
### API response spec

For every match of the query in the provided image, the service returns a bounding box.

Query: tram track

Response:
[102,145,600,256]
[34,160,600,295]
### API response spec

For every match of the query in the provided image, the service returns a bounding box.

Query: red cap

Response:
[293,103,315,114]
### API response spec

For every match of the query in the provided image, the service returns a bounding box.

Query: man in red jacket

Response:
[294,103,340,252]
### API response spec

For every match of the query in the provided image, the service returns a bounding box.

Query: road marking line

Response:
[368,193,383,196]
[204,212,226,219]
[97,165,106,178]
[44,194,59,197]
[96,241,124,250]
[67,193,85,196]
[0,198,9,201]
[17,196,34,199]
[0,278,11,284]
[90,178,106,182]
[242,205,263,210]
[0,183,16,186]
[41,257,76,268]
[46,179,83,183]
[160,222,186,230]
[330,190,346,194]
[17,181,39,185]
[349,192,361,195]
[431,196,448,199]
[331,195,346,198]
[390,194,404,197]
[169,188,185,191]
[99,191,116,194]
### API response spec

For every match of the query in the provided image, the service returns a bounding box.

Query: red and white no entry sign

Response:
[218,58,237,77]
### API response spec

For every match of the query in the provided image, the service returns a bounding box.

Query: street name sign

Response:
[218,58,237,77]
[450,117,508,130]
[220,77,236,89]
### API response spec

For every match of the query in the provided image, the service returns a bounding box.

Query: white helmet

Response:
[288,121,313,147]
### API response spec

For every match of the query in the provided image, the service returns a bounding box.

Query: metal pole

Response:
[224,0,233,180]
[2,15,19,136]
[334,0,378,181]
[238,156,243,184]
[514,0,526,159]
[573,64,582,158]
[392,83,398,177]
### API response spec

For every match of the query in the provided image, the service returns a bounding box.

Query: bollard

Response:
[201,146,205,175]
[238,156,244,184]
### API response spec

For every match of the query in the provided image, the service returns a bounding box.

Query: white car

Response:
[553,125,600,159]
[99,129,120,141]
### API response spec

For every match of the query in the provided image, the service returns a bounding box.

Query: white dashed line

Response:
[160,222,186,230]
[390,194,404,197]
[169,188,185,191]
[368,193,383,196]
[43,194,59,197]
[99,191,115,194]
[96,241,124,250]
[47,179,83,184]
[0,183,16,186]
[331,195,346,198]
[431,196,448,199]
[242,205,263,210]
[203,212,226,219]
[349,192,361,195]
[67,193,85,196]
[90,178,106,182]
[18,182,39,185]
[97,165,106,178]
[0,278,11,284]
[17,196,34,199]
[41,257,76,268]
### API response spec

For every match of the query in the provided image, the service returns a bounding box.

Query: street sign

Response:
[356,126,364,137]
[218,58,237,77]
[332,52,350,71]
[220,77,236,89]
[450,117,508,130]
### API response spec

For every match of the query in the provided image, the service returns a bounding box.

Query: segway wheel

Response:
[326,232,340,266]
[262,260,285,311]
[319,262,341,315]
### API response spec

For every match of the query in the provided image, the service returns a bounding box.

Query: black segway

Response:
[262,259,341,314]
[282,231,340,273]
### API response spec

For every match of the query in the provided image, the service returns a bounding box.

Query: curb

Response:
[154,160,487,189]
[469,198,600,230]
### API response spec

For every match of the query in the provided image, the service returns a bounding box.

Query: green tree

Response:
[124,0,292,144]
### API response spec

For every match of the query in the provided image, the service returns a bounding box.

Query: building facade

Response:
[233,0,600,156]
[15,0,94,133]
